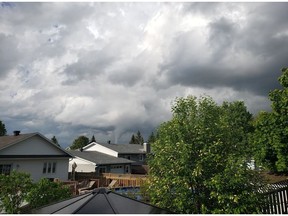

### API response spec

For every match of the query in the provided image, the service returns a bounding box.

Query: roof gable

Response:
[0,133,71,157]
[84,142,145,154]
[68,150,134,165]
[83,142,118,157]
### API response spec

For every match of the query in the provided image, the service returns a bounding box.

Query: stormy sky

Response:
[0,2,287,147]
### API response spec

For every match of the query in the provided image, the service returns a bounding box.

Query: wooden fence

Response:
[102,173,147,188]
[68,172,147,188]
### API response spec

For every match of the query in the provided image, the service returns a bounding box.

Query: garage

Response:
[110,165,124,174]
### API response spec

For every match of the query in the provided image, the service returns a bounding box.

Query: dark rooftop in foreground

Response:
[33,187,173,214]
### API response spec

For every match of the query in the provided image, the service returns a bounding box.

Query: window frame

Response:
[43,162,57,174]
[0,164,12,175]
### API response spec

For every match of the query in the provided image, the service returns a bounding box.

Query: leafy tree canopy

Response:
[0,171,72,213]
[27,178,72,209]
[0,120,7,136]
[148,132,156,144]
[0,171,33,213]
[251,68,288,173]
[70,135,89,150]
[147,95,265,214]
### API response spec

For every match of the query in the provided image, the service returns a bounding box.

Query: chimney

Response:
[143,142,150,153]
[13,130,21,136]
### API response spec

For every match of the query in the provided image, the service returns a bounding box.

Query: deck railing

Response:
[101,173,147,188]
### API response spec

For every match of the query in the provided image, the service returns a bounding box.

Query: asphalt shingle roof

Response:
[67,150,134,165]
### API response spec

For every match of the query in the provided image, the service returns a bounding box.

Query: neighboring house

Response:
[67,150,134,174]
[68,142,151,174]
[82,142,150,165]
[0,131,72,181]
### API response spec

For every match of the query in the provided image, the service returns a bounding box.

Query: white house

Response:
[0,131,72,182]
[67,150,134,174]
[82,142,150,165]
[68,142,151,174]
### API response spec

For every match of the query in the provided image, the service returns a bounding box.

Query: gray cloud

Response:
[0,34,21,78]
[159,3,287,97]
[0,2,287,147]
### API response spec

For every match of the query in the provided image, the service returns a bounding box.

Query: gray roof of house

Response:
[96,143,146,154]
[33,187,173,214]
[67,150,135,165]
[0,133,72,157]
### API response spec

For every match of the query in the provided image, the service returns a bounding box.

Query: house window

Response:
[48,163,51,173]
[43,162,47,173]
[111,165,123,169]
[43,162,57,174]
[52,162,56,173]
[139,154,144,161]
[0,164,12,175]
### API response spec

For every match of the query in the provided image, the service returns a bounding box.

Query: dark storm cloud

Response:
[62,49,117,85]
[208,17,238,58]
[159,3,288,97]
[108,65,144,87]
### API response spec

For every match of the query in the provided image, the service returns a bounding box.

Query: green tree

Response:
[147,96,265,214]
[251,68,288,173]
[147,132,156,144]
[51,136,60,147]
[136,130,144,144]
[129,131,144,144]
[0,171,33,213]
[0,120,7,136]
[27,178,72,209]
[70,135,89,150]
[90,135,96,143]
[129,134,136,144]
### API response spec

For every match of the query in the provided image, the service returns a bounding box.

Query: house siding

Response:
[69,158,96,173]
[0,158,69,182]
[68,158,131,174]
[0,136,65,156]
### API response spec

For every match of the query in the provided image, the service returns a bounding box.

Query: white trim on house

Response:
[83,142,118,157]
